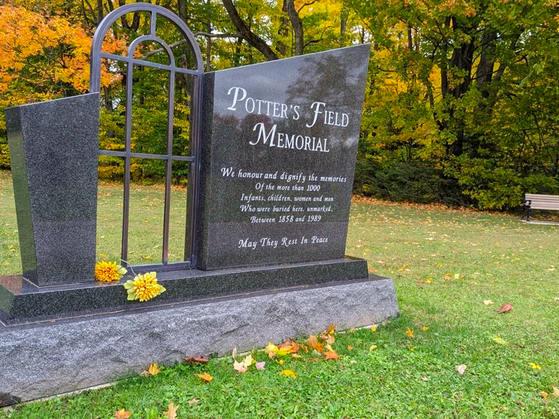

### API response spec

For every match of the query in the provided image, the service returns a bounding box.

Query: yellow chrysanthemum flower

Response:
[123,272,166,302]
[95,261,127,282]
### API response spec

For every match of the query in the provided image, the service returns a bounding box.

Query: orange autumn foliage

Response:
[0,5,124,112]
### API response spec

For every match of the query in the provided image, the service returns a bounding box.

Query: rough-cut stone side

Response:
[0,278,398,405]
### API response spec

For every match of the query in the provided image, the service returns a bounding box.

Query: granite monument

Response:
[0,3,398,406]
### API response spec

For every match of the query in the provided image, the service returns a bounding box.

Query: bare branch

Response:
[140,34,242,60]
[297,0,317,13]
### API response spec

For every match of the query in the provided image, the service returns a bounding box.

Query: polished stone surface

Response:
[0,258,368,324]
[5,94,99,286]
[197,45,371,270]
[0,277,399,405]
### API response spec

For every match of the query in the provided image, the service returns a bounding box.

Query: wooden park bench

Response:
[522,193,559,221]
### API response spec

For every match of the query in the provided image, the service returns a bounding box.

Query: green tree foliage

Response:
[2,0,559,209]
[349,0,559,209]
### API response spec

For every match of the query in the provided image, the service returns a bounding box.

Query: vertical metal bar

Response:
[121,59,135,266]
[150,11,157,36]
[162,69,176,264]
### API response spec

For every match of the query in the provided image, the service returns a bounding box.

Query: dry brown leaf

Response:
[307,335,324,352]
[324,350,339,361]
[184,356,209,365]
[326,323,336,335]
[553,386,559,397]
[188,398,200,405]
[115,409,132,419]
[540,391,549,399]
[497,303,513,313]
[196,372,213,383]
[320,332,336,344]
[163,401,179,419]
[291,354,303,359]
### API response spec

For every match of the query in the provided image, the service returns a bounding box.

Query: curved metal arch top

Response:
[89,3,204,93]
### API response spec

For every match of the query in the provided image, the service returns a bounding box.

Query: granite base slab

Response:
[0,276,398,406]
[0,258,368,324]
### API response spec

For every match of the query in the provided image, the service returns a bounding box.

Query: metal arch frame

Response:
[90,3,204,91]
[89,3,204,271]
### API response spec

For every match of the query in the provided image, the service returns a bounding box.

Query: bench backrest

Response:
[524,193,559,210]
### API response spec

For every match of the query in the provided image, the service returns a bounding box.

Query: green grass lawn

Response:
[1,170,559,418]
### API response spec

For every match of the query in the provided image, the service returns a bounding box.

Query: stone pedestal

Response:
[0,276,399,406]
[5,94,99,286]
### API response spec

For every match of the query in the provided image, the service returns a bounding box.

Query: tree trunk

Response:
[282,0,303,55]
[205,0,211,71]
[178,0,188,24]
[221,0,278,61]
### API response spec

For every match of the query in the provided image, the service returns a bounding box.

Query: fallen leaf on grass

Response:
[320,332,336,344]
[541,392,549,399]
[492,337,509,345]
[141,363,161,376]
[347,345,353,351]
[416,279,432,284]
[255,361,266,370]
[188,398,200,405]
[455,364,467,375]
[406,328,414,338]
[233,360,247,373]
[324,350,339,361]
[497,303,513,313]
[370,325,377,332]
[163,401,179,419]
[554,386,559,397]
[115,409,132,419]
[422,326,429,332]
[326,324,336,335]
[369,345,378,351]
[280,369,296,378]
[265,342,279,358]
[242,354,253,367]
[184,356,208,365]
[196,373,213,383]
[421,377,429,382]
[483,300,494,306]
[307,336,324,352]
[291,354,303,359]
[277,340,299,355]
[530,362,542,370]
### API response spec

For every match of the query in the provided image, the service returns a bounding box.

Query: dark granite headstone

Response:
[5,93,99,286]
[0,4,399,405]
[197,45,370,270]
